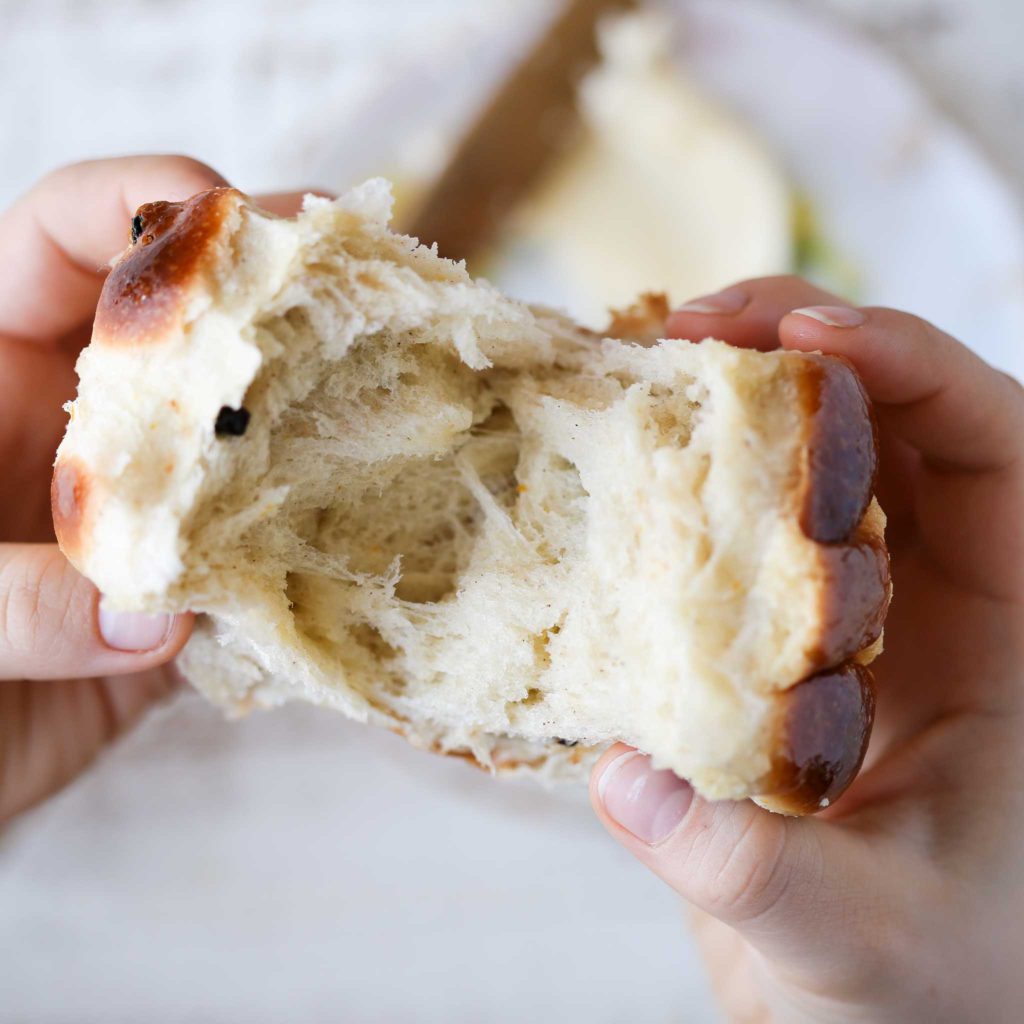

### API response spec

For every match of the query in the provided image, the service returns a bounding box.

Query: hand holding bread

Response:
[593,275,1024,1022]
[0,156,316,821]
[1,157,1021,1021]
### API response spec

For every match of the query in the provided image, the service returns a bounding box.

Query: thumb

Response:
[590,745,866,966]
[0,543,192,679]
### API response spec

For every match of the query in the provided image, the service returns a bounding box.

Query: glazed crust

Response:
[93,187,240,346]
[756,663,876,815]
[54,189,244,575]
[605,292,671,344]
[792,354,878,544]
[757,355,887,813]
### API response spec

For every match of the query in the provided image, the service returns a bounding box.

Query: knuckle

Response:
[863,307,943,345]
[36,156,227,206]
[695,809,794,925]
[897,311,936,341]
[32,159,89,199]
[0,551,84,658]
[0,555,47,654]
[732,274,855,311]
[154,154,229,189]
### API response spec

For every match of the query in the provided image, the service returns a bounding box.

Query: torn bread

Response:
[52,182,890,814]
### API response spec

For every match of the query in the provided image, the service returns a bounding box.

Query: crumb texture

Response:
[55,181,888,800]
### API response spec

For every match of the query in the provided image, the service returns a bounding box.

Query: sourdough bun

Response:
[53,182,890,813]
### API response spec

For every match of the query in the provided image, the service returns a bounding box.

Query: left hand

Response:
[0,155,324,823]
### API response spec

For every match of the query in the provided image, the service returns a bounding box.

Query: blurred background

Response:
[1,1,1022,1021]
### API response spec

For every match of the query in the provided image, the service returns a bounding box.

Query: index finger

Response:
[782,305,1024,600]
[0,155,228,344]
[664,275,847,350]
[781,306,1024,474]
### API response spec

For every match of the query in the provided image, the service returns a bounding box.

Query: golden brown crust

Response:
[604,292,670,344]
[51,456,93,565]
[434,746,490,771]
[756,662,875,815]
[792,354,878,544]
[93,188,241,346]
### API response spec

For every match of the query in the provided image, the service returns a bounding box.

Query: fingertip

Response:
[590,746,696,848]
[587,744,844,950]
[671,285,751,319]
[664,308,765,348]
[665,276,848,351]
[780,305,947,403]
[121,154,231,201]
[97,605,193,660]
[781,304,1024,480]
[163,154,230,188]
[0,154,238,343]
[779,307,883,388]
[589,742,634,812]
[780,307,862,353]
[790,305,867,330]
[162,611,195,658]
[590,754,811,935]
[664,287,779,351]
[115,156,232,237]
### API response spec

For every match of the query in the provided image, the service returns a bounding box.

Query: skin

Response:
[0,156,325,822]
[590,277,1024,1022]
[2,158,1021,1020]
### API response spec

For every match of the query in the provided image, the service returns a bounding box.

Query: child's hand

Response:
[591,276,1024,1023]
[0,157,215,821]
[0,157,326,823]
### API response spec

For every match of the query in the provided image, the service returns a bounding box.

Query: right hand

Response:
[591,276,1024,1022]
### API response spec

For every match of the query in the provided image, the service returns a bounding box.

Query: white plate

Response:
[676,0,1024,377]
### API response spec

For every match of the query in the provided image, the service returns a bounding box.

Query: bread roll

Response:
[52,181,890,814]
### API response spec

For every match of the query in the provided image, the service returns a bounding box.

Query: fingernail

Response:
[99,607,174,652]
[598,750,693,845]
[676,286,749,315]
[790,305,865,328]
